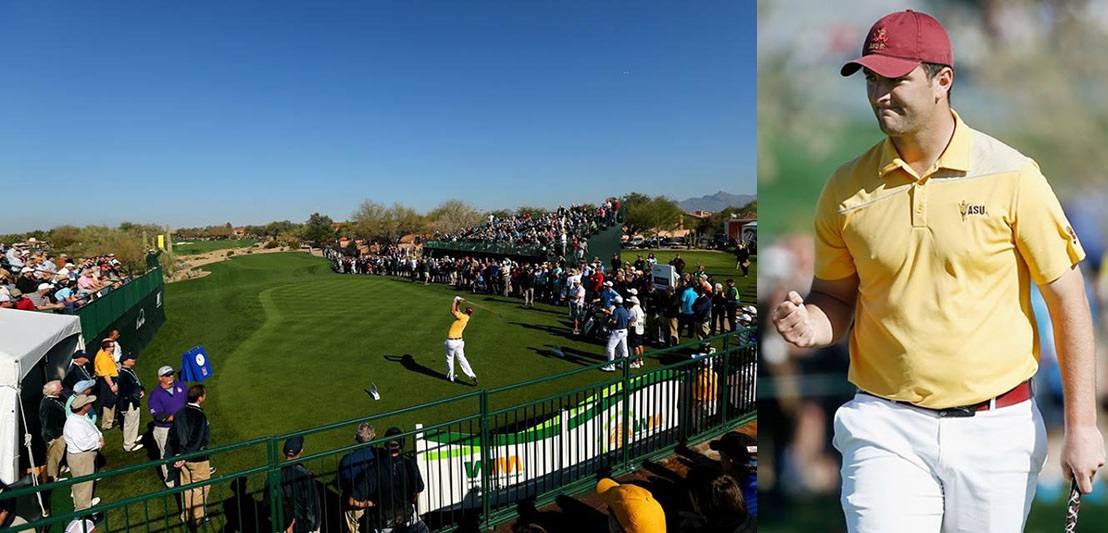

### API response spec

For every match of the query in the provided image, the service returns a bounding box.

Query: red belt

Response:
[861,380,1032,418]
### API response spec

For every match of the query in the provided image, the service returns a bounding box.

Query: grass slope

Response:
[171,239,257,255]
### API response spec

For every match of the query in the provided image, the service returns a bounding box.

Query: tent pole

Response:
[10,375,48,517]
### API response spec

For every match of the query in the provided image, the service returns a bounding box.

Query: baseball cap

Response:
[628,296,639,305]
[709,431,757,463]
[384,426,403,451]
[158,365,175,377]
[595,479,666,533]
[8,289,21,298]
[0,295,9,303]
[841,10,953,79]
[612,295,623,305]
[72,395,97,410]
[283,436,304,456]
[20,267,33,273]
[37,283,53,292]
[71,350,89,360]
[120,352,137,363]
[73,379,96,395]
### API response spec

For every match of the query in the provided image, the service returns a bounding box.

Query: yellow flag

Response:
[157,234,165,250]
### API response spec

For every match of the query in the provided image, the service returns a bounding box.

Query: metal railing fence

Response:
[3,328,755,532]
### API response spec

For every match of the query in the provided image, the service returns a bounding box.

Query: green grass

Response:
[171,239,256,255]
[67,251,755,527]
[758,121,883,240]
[621,249,755,303]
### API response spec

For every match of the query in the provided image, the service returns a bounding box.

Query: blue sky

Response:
[1,1,755,232]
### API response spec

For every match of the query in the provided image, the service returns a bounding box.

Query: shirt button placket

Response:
[913,181,927,226]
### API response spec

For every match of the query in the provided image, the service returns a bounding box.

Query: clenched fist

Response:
[772,290,819,348]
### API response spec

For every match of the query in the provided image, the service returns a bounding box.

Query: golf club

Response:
[459,298,503,319]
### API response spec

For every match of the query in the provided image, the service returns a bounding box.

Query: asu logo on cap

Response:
[868,27,888,51]
[959,201,986,222]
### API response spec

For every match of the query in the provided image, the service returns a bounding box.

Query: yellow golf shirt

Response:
[94,348,118,378]
[815,111,1084,409]
[447,311,470,339]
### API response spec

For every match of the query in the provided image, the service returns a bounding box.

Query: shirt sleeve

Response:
[814,176,857,280]
[1013,160,1085,285]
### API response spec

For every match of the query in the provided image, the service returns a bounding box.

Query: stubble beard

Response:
[875,107,914,137]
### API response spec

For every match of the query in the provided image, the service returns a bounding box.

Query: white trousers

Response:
[444,339,476,381]
[153,426,170,480]
[833,392,1047,533]
[606,329,628,363]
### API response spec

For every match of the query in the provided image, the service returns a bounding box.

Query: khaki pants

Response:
[67,450,97,511]
[45,437,66,480]
[345,507,365,533]
[153,426,170,480]
[180,459,211,524]
[100,404,116,430]
[665,317,679,344]
[697,320,710,340]
[122,404,141,451]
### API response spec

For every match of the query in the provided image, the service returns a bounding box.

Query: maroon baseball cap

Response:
[841,10,952,78]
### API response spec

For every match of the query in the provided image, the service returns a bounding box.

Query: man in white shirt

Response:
[568,278,586,335]
[4,245,24,269]
[109,330,123,370]
[64,395,103,511]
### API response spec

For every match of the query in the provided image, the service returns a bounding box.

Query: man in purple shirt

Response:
[148,365,187,487]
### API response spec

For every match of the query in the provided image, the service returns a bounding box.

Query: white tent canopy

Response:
[0,309,83,483]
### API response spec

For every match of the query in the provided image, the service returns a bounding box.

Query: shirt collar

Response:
[878,109,972,180]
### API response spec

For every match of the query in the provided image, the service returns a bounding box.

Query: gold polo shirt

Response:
[814,111,1084,409]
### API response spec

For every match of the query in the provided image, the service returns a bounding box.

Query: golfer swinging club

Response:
[771,10,1104,532]
[445,296,479,386]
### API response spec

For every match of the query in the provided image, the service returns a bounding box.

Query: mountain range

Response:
[677,191,755,213]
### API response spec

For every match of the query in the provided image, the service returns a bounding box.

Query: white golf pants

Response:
[606,329,629,363]
[444,339,476,381]
[833,391,1047,533]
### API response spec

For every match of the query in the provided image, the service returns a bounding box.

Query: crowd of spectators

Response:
[1,242,129,314]
[327,245,755,346]
[429,198,622,260]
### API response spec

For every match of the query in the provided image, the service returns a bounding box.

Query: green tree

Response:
[622,193,682,238]
[302,212,335,245]
[350,200,387,242]
[49,225,82,250]
[737,200,757,219]
[426,200,484,235]
[487,209,512,221]
[208,223,234,240]
[516,206,547,219]
[350,201,424,244]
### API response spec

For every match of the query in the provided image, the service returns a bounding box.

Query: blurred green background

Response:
[757,0,1108,531]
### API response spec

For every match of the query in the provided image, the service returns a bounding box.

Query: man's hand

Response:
[772,291,819,347]
[174,460,185,468]
[1062,424,1106,494]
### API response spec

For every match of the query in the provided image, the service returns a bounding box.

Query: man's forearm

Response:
[804,291,856,348]
[1052,294,1097,428]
